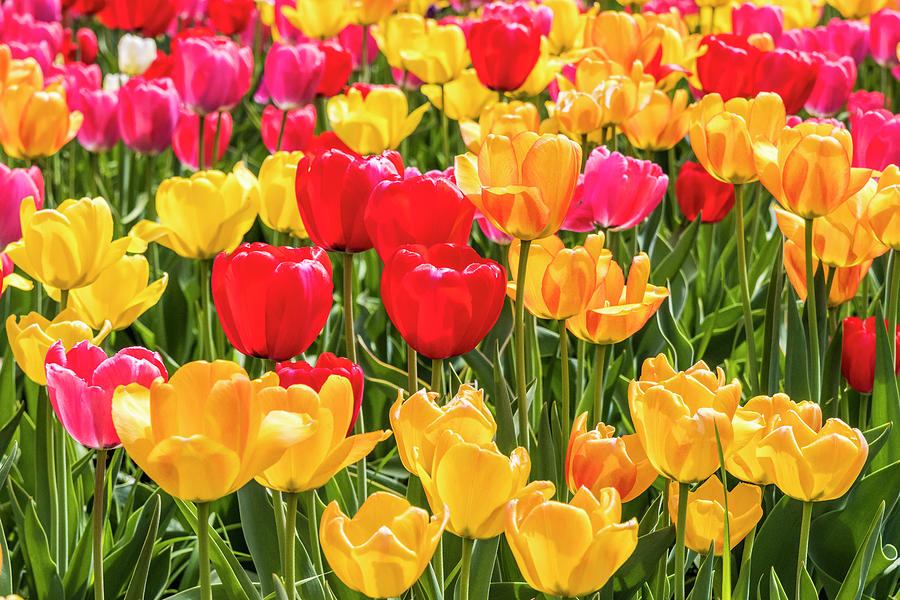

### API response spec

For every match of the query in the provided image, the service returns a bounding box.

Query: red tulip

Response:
[171,35,253,114]
[754,49,819,114]
[467,17,541,92]
[696,34,762,100]
[277,353,364,434]
[295,149,403,253]
[261,105,316,153]
[382,243,506,360]
[364,174,475,262]
[75,88,120,153]
[98,0,176,36]
[61,27,99,64]
[208,0,255,35]
[65,0,105,15]
[316,39,354,98]
[44,340,167,449]
[117,76,181,155]
[172,109,233,170]
[304,131,356,157]
[212,243,334,361]
[841,316,900,393]
[675,161,735,223]
[265,42,325,110]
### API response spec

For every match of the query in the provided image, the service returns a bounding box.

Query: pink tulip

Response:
[474,212,513,244]
[754,48,819,115]
[824,18,869,65]
[870,8,900,68]
[75,89,120,153]
[44,340,168,449]
[338,24,379,68]
[46,62,102,109]
[117,76,181,155]
[261,105,315,152]
[172,109,233,170]
[561,175,593,233]
[732,3,783,43]
[847,90,885,113]
[171,35,253,114]
[482,0,553,35]
[264,42,325,110]
[3,11,64,56]
[804,52,856,117]
[850,108,900,170]
[0,164,43,249]
[7,40,54,73]
[580,146,668,230]
[5,0,62,22]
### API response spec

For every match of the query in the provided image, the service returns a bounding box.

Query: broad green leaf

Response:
[24,499,64,600]
[870,310,900,470]
[613,526,675,596]
[835,502,885,600]
[124,495,161,600]
[687,542,715,600]
[470,536,500,600]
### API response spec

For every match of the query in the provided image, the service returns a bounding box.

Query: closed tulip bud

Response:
[6,196,129,291]
[264,43,325,110]
[866,165,900,250]
[783,240,870,308]
[620,89,691,151]
[281,0,354,40]
[0,82,82,160]
[172,110,233,171]
[848,91,886,114]
[277,354,364,435]
[668,476,763,555]
[841,316,900,393]
[0,164,43,249]
[131,163,260,259]
[117,33,157,76]
[112,360,317,502]
[732,2,784,41]
[459,100,543,153]
[870,8,900,67]
[117,77,180,155]
[389,385,496,476]
[382,243,506,360]
[567,252,669,345]
[421,69,498,122]
[566,412,658,502]
[455,132,580,240]
[399,21,468,84]
[261,105,316,153]
[45,340,167,449]
[258,151,307,238]
[804,54,856,118]
[676,161,735,223]
[256,373,390,492]
[582,11,645,69]
[468,17,542,92]
[208,0,255,35]
[416,429,554,538]
[850,109,900,171]
[295,148,402,253]
[728,393,822,485]
[628,354,742,483]
[354,0,402,25]
[371,13,425,70]
[172,36,252,115]
[555,91,601,135]
[506,487,638,597]
[757,412,867,501]
[320,493,447,599]
[327,85,428,155]
[545,0,582,54]
[74,88,119,153]
[6,309,111,385]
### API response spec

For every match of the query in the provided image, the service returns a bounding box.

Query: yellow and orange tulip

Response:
[0,82,82,160]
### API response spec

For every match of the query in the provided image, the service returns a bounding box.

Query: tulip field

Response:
[7,0,900,599]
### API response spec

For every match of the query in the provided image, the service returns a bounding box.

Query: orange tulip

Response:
[866,164,900,250]
[620,89,692,151]
[783,240,870,307]
[459,100,544,153]
[0,82,82,160]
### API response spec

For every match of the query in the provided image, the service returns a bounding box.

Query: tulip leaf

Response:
[651,214,700,284]
[105,490,172,599]
[870,310,900,471]
[687,542,716,600]
[834,501,886,600]
[237,482,281,598]
[613,526,675,596]
[23,499,64,600]
[657,273,693,371]
[0,403,24,463]
[760,242,784,395]
[0,514,9,595]
[166,584,232,599]
[492,341,517,456]
[800,565,817,600]
[485,582,538,600]
[821,324,844,418]
[272,575,290,600]
[62,510,94,600]
[533,403,558,486]
[124,495,161,600]
[750,495,804,600]
[767,568,790,600]
[469,536,500,600]
[784,291,810,402]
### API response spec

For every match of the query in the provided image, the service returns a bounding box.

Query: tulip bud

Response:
[841,316,900,393]
[117,33,157,76]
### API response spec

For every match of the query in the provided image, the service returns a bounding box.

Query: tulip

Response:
[277,354,364,435]
[850,109,900,171]
[732,2,784,41]
[754,49,819,115]
[400,22,469,85]
[757,411,867,501]
[327,85,428,155]
[804,53,856,118]
[364,174,474,262]
[264,43,325,110]
[117,33,157,76]
[783,240,871,307]
[255,372,390,492]
[45,340,167,449]
[467,17,542,92]
[482,0,553,35]
[208,0,255,35]
[416,429,553,538]
[841,317,900,393]
[74,88,120,153]
[172,36,253,115]
[823,18,870,65]
[258,151,307,239]
[319,492,447,599]
[98,0,177,37]
[314,39,353,98]
[544,0,582,54]
[0,165,43,249]
[0,52,44,91]
[628,354,741,483]
[5,196,129,291]
[261,105,316,153]
[117,76,180,155]
[848,91,885,114]
[565,412,658,502]
[389,385,496,475]
[112,360,316,501]
[381,243,506,360]
[870,9,900,67]
[696,35,763,100]
[131,163,260,259]
[867,165,900,250]
[212,243,333,361]
[172,110,232,171]
[620,89,691,152]
[505,487,638,598]
[675,161,735,223]
[281,0,353,39]
[458,100,545,153]
[582,11,647,70]
[454,132,581,240]
[667,476,763,555]
[0,82,82,160]
[555,90,602,136]
[6,309,111,385]
[421,70,497,122]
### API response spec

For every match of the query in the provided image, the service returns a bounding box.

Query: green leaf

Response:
[657,275,692,370]
[768,568,790,600]
[822,324,844,417]
[24,499,64,600]
[492,341,517,456]
[687,542,716,600]
[62,515,93,600]
[0,515,11,594]
[469,536,499,600]
[760,243,784,395]
[613,526,675,596]
[870,310,900,470]
[105,490,168,599]
[238,482,281,598]
[834,501,885,600]
[533,403,558,485]
[784,292,810,402]
[652,215,700,283]
[0,403,25,460]
[750,495,804,600]
[124,495,161,600]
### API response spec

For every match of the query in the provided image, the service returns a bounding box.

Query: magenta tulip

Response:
[264,42,325,110]
[870,8,900,68]
[850,108,900,170]
[732,2,783,42]
[261,105,316,153]
[171,35,253,114]
[0,164,44,249]
[117,76,181,155]
[804,52,856,117]
[75,89,120,153]
[172,109,233,170]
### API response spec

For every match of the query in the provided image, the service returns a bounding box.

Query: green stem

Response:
[440,84,450,166]
[514,240,532,450]
[360,25,370,83]
[93,448,107,600]
[576,338,586,404]
[459,537,474,600]
[342,253,357,363]
[804,218,821,403]
[197,115,205,171]
[199,260,216,361]
[675,481,689,600]
[212,112,223,169]
[276,108,288,153]
[197,502,212,600]
[887,249,900,365]
[284,492,298,600]
[407,344,418,394]
[734,183,760,395]
[593,343,608,424]
[737,526,756,599]
[796,501,812,600]
[558,320,570,442]
[431,357,443,396]
[306,491,324,581]
[59,289,69,313]
[273,490,285,571]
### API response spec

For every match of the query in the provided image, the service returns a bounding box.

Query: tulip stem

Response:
[199,259,216,361]
[804,218,821,403]
[305,491,324,584]
[360,26,370,83]
[92,448,107,600]
[341,252,366,503]
[276,108,288,153]
[431,358,443,396]
[558,320,570,450]
[407,345,418,394]
[887,249,900,365]
[197,115,205,171]
[59,289,69,313]
[283,492,298,600]
[796,501,812,600]
[197,502,212,600]
[513,239,532,450]
[459,537,474,600]
[213,112,223,169]
[576,338,586,403]
[734,183,760,396]
[675,481,689,600]
[440,84,450,166]
[592,343,608,425]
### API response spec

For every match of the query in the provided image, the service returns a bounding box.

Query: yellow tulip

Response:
[421,70,498,122]
[754,122,871,219]
[5,196,130,290]
[512,47,563,98]
[398,22,469,84]
[0,82,82,159]
[620,89,692,151]
[258,151,307,239]
[415,430,554,539]
[353,0,402,25]
[628,354,742,483]
[505,487,638,597]
[582,11,654,70]
[454,131,581,240]
[757,411,867,501]
[459,100,544,153]
[865,164,900,250]
[6,309,111,385]
[567,252,669,345]
[545,0,584,54]
[320,492,447,599]
[255,373,391,493]
[0,44,43,90]
[782,240,870,308]
[750,0,821,28]
[667,475,763,555]
[112,360,317,502]
[826,0,887,18]
[389,384,496,476]
[327,86,429,155]
[592,63,656,126]
[281,0,354,39]
[728,393,822,486]
[555,90,602,136]
[130,163,260,259]
[689,92,786,185]
[371,13,426,70]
